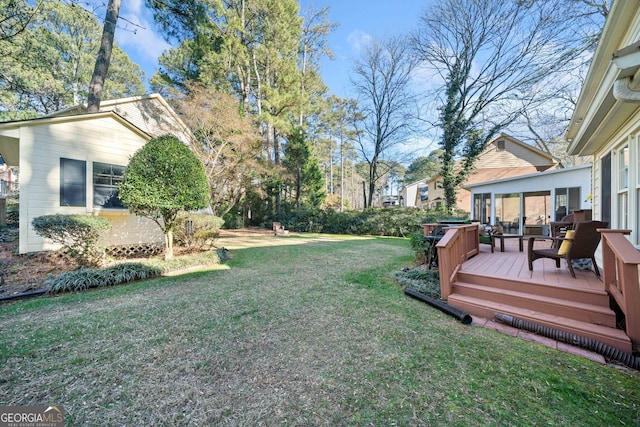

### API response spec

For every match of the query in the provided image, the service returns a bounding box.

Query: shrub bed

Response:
[44,263,162,293]
[31,214,111,267]
[394,269,441,298]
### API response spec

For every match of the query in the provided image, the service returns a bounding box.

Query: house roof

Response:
[0,111,152,165]
[400,177,429,190]
[0,110,150,135]
[566,2,640,156]
[46,93,195,145]
[464,166,541,187]
[427,133,557,185]
[464,164,592,190]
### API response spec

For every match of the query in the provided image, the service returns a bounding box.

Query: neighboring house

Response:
[0,94,192,254]
[0,162,18,197]
[565,1,640,246]
[399,178,428,208]
[415,181,429,209]
[425,134,558,212]
[464,164,593,235]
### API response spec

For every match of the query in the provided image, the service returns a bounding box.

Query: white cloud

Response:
[347,30,372,53]
[115,4,171,73]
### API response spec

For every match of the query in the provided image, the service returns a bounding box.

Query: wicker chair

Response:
[527,220,608,278]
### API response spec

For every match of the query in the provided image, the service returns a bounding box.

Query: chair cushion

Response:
[557,230,575,255]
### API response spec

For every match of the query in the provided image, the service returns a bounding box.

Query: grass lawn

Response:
[1,234,639,425]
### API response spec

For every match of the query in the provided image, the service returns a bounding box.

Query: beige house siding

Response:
[13,114,163,253]
[476,137,556,170]
[49,94,194,145]
[456,166,541,215]
[425,134,557,213]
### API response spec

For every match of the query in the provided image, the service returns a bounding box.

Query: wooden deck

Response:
[462,238,605,292]
[445,237,632,352]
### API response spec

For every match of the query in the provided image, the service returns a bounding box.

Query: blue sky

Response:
[299,0,428,96]
[115,0,429,98]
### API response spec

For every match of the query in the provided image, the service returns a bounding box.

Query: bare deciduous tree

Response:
[176,84,265,218]
[351,36,417,207]
[412,0,595,211]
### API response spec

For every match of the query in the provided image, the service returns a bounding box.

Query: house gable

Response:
[475,134,557,170]
[47,93,194,145]
[424,134,557,212]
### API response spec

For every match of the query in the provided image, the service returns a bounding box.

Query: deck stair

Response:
[447,271,632,353]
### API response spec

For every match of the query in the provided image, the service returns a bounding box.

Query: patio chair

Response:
[478,224,496,253]
[550,214,575,249]
[527,220,608,278]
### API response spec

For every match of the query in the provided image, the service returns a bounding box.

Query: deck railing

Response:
[600,229,640,347]
[431,224,479,299]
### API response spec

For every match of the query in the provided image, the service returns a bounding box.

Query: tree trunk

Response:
[340,136,344,212]
[164,230,174,260]
[362,180,367,208]
[87,0,121,113]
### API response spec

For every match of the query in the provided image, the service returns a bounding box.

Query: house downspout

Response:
[613,75,640,102]
[612,42,640,102]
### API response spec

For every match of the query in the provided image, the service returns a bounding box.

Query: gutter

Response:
[612,42,640,102]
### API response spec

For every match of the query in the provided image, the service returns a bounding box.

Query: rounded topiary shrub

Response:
[118,134,210,259]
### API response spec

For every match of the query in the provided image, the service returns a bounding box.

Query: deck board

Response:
[460,238,604,292]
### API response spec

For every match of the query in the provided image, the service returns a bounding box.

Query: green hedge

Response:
[174,213,224,251]
[31,214,111,267]
[272,207,468,237]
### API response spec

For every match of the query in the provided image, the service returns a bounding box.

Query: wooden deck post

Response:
[600,229,640,347]
[437,224,479,299]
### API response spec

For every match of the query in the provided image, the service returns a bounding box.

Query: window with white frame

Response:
[473,193,491,224]
[554,187,580,221]
[617,146,629,229]
[93,162,125,209]
[635,135,640,244]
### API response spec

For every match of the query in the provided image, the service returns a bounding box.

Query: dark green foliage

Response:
[31,214,111,266]
[174,213,224,251]
[274,207,467,237]
[283,128,326,209]
[5,201,19,226]
[119,135,210,218]
[404,151,443,183]
[408,231,430,264]
[118,134,210,257]
[44,263,162,293]
[394,268,441,298]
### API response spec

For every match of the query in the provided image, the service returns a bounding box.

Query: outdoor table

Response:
[492,233,523,252]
